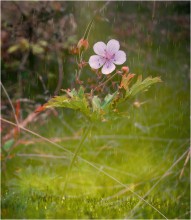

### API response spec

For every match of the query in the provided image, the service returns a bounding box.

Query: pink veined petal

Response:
[106,39,120,55]
[89,55,106,69]
[113,50,126,65]
[93,41,107,56]
[101,61,116,75]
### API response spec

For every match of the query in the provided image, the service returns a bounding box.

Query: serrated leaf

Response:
[125,76,162,98]
[45,86,90,117]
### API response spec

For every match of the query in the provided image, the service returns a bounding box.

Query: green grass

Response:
[2,190,189,219]
[2,121,189,218]
[1,1,190,219]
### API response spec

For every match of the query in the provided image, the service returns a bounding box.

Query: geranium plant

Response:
[42,38,161,122]
[37,31,161,192]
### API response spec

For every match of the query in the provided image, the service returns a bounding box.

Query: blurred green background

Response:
[1,1,190,219]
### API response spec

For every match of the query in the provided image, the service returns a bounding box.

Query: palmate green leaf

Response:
[45,85,118,121]
[45,87,91,117]
[125,75,162,98]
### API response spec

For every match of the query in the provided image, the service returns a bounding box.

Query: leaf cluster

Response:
[44,74,161,122]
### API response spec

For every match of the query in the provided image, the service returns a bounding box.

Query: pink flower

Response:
[89,39,126,75]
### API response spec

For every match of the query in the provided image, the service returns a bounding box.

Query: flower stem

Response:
[78,51,84,79]
[63,123,92,194]
[93,71,119,92]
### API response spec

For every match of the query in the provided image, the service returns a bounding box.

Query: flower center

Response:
[104,50,115,61]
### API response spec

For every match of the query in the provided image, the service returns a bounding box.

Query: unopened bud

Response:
[77,38,89,51]
[121,66,129,74]
[133,101,141,108]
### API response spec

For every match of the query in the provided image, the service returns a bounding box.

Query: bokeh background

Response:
[1,1,190,219]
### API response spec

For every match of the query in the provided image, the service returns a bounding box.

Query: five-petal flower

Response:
[89,39,126,75]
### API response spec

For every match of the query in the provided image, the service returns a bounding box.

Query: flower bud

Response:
[121,66,129,74]
[133,101,141,108]
[77,38,89,51]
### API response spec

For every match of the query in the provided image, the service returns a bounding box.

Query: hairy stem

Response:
[63,123,92,194]
[93,71,119,93]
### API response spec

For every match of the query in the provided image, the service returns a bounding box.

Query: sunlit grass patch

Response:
[2,128,189,218]
[2,185,190,219]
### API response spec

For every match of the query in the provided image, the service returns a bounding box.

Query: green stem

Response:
[78,51,84,79]
[93,71,119,93]
[63,123,92,194]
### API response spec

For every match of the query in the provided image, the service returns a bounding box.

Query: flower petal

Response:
[113,50,126,65]
[106,39,120,55]
[101,61,116,75]
[93,42,107,56]
[89,55,105,69]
